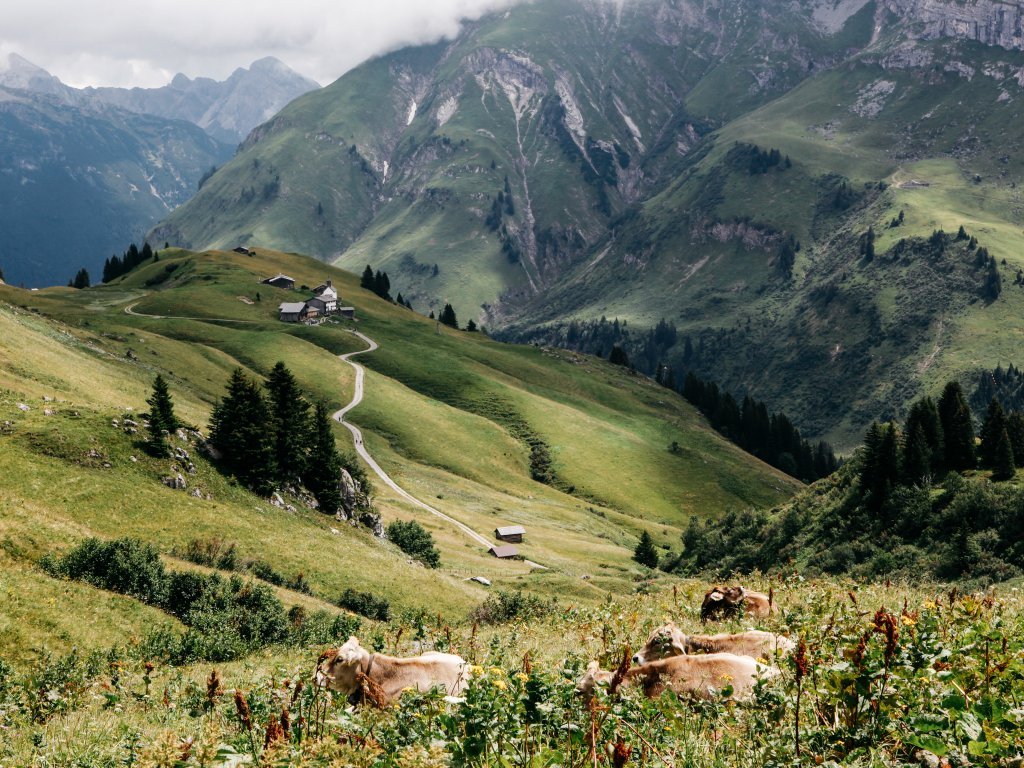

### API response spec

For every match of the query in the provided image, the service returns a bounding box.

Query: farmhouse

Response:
[312,279,339,313]
[262,273,296,289]
[489,544,519,559]
[278,302,307,323]
[306,296,329,314]
[494,525,525,543]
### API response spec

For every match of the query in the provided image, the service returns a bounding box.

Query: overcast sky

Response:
[0,0,523,89]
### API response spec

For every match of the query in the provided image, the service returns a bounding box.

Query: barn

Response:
[494,525,525,543]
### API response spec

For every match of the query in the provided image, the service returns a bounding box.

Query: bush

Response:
[337,588,392,621]
[471,590,553,624]
[386,520,441,568]
[43,538,168,605]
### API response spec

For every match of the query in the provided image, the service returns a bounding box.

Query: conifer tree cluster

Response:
[439,303,458,329]
[208,363,368,512]
[69,268,91,289]
[360,265,392,301]
[633,530,660,568]
[103,242,155,283]
[860,381,1020,509]
[682,372,839,482]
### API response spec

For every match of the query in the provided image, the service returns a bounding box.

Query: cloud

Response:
[0,0,525,88]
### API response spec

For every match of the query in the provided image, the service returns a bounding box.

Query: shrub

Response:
[337,588,392,622]
[471,590,553,624]
[386,520,441,568]
[43,538,168,605]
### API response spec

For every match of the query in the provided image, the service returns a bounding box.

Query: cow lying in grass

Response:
[315,636,469,706]
[575,652,775,702]
[632,622,794,665]
[700,585,778,622]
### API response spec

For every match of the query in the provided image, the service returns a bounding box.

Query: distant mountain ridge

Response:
[0,53,319,287]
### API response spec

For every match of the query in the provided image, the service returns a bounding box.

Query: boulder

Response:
[162,474,187,490]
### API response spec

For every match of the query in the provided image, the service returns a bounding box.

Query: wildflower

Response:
[488,667,504,676]
[901,614,917,627]
[492,679,507,690]
[233,690,253,731]
[263,714,286,749]
[515,673,529,682]
[924,600,936,610]
[470,665,484,675]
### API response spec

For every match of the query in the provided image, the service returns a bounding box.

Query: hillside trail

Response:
[123,301,541,565]
[333,333,496,549]
[334,331,547,568]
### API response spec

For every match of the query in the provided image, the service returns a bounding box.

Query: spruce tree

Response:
[209,369,276,494]
[1008,410,1024,462]
[303,401,344,516]
[979,397,1009,467]
[360,265,375,290]
[938,381,976,471]
[608,345,630,367]
[439,303,458,328]
[902,421,931,486]
[633,530,659,568]
[145,374,177,456]
[265,362,311,483]
[72,268,91,289]
[905,396,944,473]
[993,427,1016,481]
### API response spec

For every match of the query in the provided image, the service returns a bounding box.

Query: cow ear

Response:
[709,591,724,601]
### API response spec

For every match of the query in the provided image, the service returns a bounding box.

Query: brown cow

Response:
[632,622,794,665]
[575,652,774,702]
[700,586,778,622]
[314,637,469,706]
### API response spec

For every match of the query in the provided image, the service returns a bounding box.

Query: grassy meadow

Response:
[1,578,1021,767]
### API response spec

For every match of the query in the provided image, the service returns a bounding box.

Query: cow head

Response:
[700,585,747,622]
[574,661,613,698]
[314,636,367,696]
[633,623,687,664]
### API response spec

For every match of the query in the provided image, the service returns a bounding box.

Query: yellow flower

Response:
[515,673,529,682]
[901,615,917,627]
[488,667,504,676]
[470,665,484,675]
[924,600,937,610]
[720,674,733,683]
[492,679,507,690]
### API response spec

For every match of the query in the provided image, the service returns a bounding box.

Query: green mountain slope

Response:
[504,32,1024,447]
[151,0,872,325]
[0,248,797,656]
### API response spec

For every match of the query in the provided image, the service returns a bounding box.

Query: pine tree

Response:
[905,396,944,473]
[303,401,344,516]
[72,268,90,289]
[633,530,660,568]
[209,369,276,495]
[141,242,153,261]
[993,426,1016,481]
[1008,410,1024,462]
[373,270,391,300]
[265,362,311,483]
[979,397,1009,467]
[465,319,478,332]
[0,265,4,281]
[439,303,458,328]
[938,381,976,471]
[608,345,630,367]
[902,421,931,486]
[360,265,374,290]
[145,374,177,456]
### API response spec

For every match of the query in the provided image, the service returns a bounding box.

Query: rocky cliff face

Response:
[887,0,1024,50]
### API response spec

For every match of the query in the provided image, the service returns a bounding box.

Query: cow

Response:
[700,586,778,622]
[314,636,469,706]
[632,622,794,665]
[575,652,774,702]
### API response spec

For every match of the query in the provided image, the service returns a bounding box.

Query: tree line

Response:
[103,242,157,283]
[681,372,839,483]
[860,381,1023,511]
[207,362,368,514]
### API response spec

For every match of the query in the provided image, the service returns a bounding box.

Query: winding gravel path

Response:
[331,332,493,549]
[124,301,530,559]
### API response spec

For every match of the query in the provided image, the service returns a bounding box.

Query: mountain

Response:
[0,54,318,288]
[152,0,1024,447]
[0,87,232,287]
[83,57,321,145]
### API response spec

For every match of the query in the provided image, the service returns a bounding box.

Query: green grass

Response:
[0,247,797,663]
